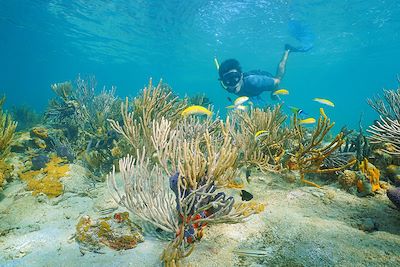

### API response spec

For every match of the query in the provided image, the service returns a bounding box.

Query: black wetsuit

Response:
[236,70,276,97]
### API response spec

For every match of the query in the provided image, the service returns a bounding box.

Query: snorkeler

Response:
[218,44,310,101]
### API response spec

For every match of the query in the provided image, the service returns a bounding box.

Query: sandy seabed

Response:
[1,163,400,267]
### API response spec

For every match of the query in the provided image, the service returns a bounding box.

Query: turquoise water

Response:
[1,0,400,129]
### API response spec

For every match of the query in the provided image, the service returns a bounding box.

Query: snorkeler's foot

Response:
[285,43,312,53]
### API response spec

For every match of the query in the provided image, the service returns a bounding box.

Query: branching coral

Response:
[367,80,400,121]
[46,76,119,142]
[108,148,253,266]
[152,117,238,187]
[108,151,178,234]
[368,116,400,155]
[0,96,18,159]
[45,75,120,178]
[108,109,256,266]
[367,79,400,156]
[0,96,17,188]
[291,108,356,187]
[229,105,289,173]
[108,78,187,156]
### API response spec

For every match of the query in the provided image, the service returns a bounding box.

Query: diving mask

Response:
[221,69,242,88]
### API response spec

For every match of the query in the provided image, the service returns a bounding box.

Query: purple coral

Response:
[387,187,400,210]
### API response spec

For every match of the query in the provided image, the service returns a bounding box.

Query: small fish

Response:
[226,104,248,111]
[254,130,269,140]
[289,106,307,116]
[227,97,232,103]
[313,98,335,107]
[233,248,272,257]
[299,117,316,124]
[234,96,249,106]
[240,190,254,201]
[236,105,248,111]
[181,105,212,117]
[272,89,289,96]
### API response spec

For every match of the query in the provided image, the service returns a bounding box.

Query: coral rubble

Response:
[75,212,144,252]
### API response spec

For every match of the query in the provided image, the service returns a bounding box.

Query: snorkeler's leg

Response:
[275,49,290,81]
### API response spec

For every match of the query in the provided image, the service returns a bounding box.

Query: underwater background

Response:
[1,0,400,129]
[3,1,400,266]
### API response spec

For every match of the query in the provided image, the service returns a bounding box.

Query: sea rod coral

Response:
[108,78,187,157]
[108,100,257,266]
[290,108,356,187]
[229,104,290,173]
[367,78,400,155]
[0,96,18,188]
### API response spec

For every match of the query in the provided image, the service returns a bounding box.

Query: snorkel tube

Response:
[214,57,220,70]
[214,57,227,89]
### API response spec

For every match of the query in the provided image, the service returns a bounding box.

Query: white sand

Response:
[1,167,400,267]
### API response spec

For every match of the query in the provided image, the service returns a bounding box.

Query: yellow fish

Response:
[234,96,249,106]
[272,89,289,96]
[226,104,248,111]
[235,105,248,111]
[299,117,316,124]
[313,98,335,107]
[181,105,212,117]
[254,130,269,140]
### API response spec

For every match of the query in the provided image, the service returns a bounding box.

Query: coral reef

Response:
[44,75,121,178]
[359,158,381,192]
[387,187,400,210]
[367,79,400,156]
[11,105,42,131]
[338,170,359,190]
[230,105,289,173]
[368,116,400,155]
[19,156,70,198]
[31,154,50,170]
[386,165,400,186]
[75,212,144,252]
[187,93,212,106]
[108,78,188,156]
[0,96,18,160]
[0,96,17,188]
[290,108,356,187]
[108,112,255,266]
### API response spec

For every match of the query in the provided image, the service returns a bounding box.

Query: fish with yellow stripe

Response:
[181,105,212,117]
[254,130,269,141]
[272,89,289,96]
[226,96,250,111]
[313,98,335,107]
[299,117,316,124]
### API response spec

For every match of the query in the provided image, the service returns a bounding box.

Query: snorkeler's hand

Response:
[273,78,280,85]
